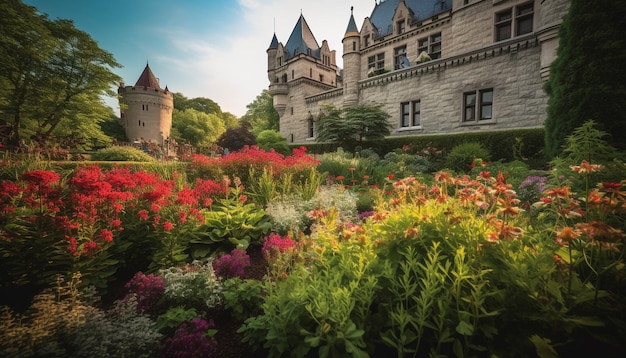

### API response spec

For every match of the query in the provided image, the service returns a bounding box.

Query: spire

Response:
[268,33,279,50]
[134,63,161,90]
[284,14,320,60]
[345,6,359,37]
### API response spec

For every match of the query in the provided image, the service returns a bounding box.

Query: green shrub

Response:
[445,142,490,173]
[91,146,155,162]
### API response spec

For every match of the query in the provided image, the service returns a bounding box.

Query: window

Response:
[308,117,314,138]
[363,35,369,47]
[463,89,493,122]
[400,100,421,128]
[367,53,385,74]
[394,46,407,70]
[418,33,442,59]
[319,74,324,82]
[397,20,405,35]
[495,3,534,41]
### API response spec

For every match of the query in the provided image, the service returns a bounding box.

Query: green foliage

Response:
[445,142,490,173]
[158,260,223,313]
[191,181,272,254]
[315,104,391,150]
[257,129,290,155]
[561,120,622,164]
[0,274,102,357]
[544,0,626,158]
[241,89,280,134]
[99,114,128,143]
[221,278,265,322]
[69,296,163,358]
[155,306,199,336]
[216,122,257,152]
[0,0,121,146]
[91,146,155,162]
[171,108,226,147]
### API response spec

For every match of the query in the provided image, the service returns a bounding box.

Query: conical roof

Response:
[284,14,320,60]
[134,63,161,90]
[345,7,359,36]
[268,33,279,50]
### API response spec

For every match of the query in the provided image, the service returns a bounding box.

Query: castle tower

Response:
[267,14,339,141]
[342,6,361,107]
[118,63,173,144]
[266,33,288,117]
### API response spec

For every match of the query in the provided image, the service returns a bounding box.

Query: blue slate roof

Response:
[345,9,359,35]
[284,14,321,60]
[268,33,279,50]
[370,0,452,37]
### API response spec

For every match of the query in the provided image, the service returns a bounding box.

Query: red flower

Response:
[138,209,150,220]
[100,229,114,243]
[239,195,247,203]
[387,174,394,180]
[20,170,60,186]
[162,221,174,231]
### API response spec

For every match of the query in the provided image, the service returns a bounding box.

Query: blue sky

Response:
[23,0,372,117]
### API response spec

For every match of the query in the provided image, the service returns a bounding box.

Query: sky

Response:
[23,0,374,118]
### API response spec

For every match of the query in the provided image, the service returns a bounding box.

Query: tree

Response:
[171,109,225,147]
[241,90,279,134]
[257,130,290,155]
[315,104,391,149]
[544,0,626,158]
[0,0,121,147]
[216,121,256,152]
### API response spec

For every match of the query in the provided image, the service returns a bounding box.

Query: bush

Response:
[91,146,155,162]
[445,142,490,173]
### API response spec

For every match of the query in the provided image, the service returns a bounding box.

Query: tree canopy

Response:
[0,0,121,148]
[544,0,626,158]
[315,104,391,149]
[240,90,279,134]
[171,109,225,148]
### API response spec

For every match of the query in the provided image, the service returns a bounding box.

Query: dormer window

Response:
[397,20,405,35]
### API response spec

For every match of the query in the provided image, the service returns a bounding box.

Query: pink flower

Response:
[162,221,174,231]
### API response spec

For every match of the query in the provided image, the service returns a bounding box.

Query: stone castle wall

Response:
[272,0,571,144]
[120,87,173,144]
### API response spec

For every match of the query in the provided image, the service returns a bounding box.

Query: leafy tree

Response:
[99,114,128,143]
[241,90,279,134]
[173,92,222,115]
[171,109,225,147]
[0,0,121,148]
[315,104,391,149]
[257,130,290,155]
[216,122,256,152]
[544,0,626,158]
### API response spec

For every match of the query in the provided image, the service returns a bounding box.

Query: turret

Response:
[118,63,173,144]
[342,7,361,107]
[267,33,279,82]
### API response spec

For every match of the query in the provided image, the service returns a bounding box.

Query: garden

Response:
[1,122,625,358]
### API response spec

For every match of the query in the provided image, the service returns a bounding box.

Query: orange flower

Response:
[556,226,581,242]
[571,160,604,174]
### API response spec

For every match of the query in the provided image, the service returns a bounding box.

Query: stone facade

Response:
[268,0,570,144]
[118,64,173,144]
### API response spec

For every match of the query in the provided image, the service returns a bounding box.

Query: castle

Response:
[267,0,571,145]
[118,64,173,145]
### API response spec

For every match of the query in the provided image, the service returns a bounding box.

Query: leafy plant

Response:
[221,278,265,322]
[155,306,199,336]
[91,146,155,162]
[445,142,490,173]
[158,260,223,312]
[192,178,272,254]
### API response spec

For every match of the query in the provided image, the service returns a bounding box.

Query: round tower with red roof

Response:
[118,63,173,145]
